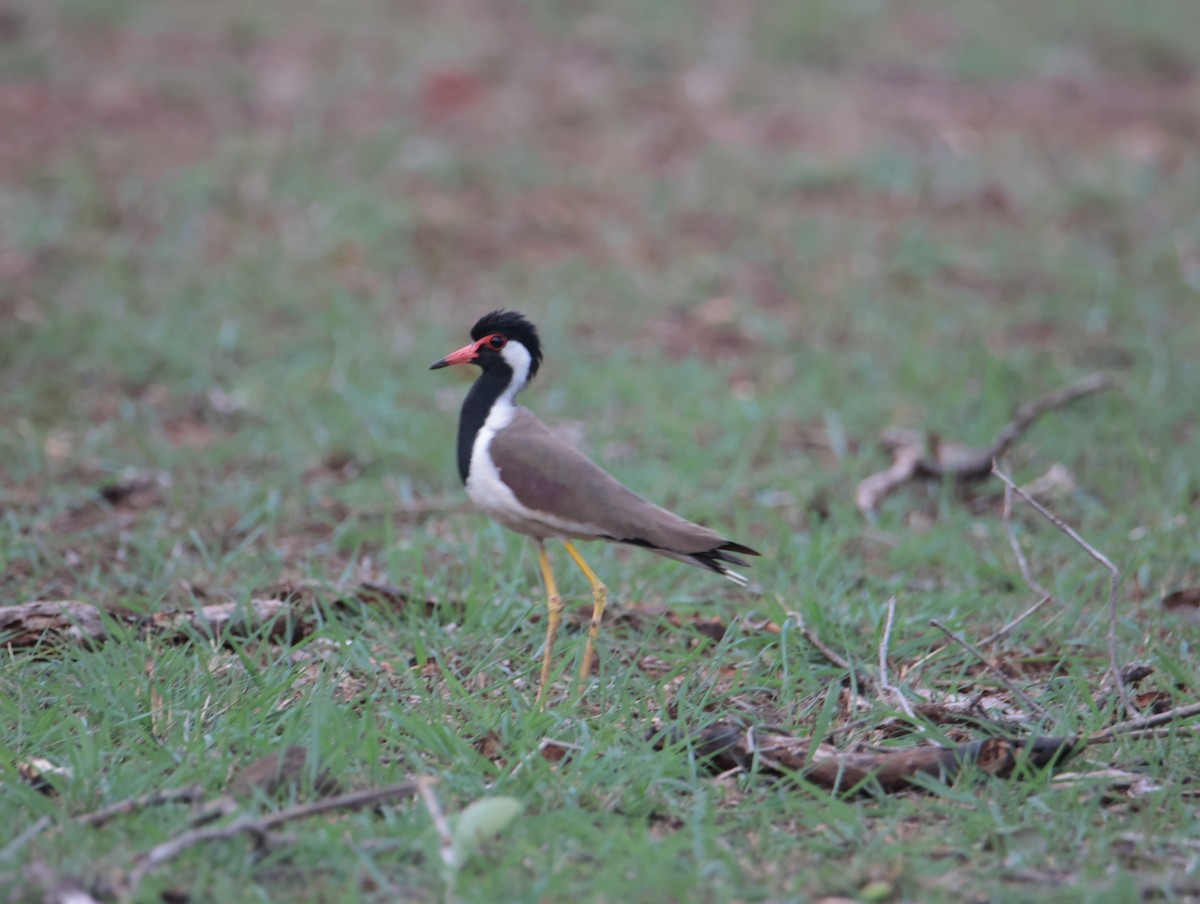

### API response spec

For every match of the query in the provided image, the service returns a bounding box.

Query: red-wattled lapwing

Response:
[431,310,759,703]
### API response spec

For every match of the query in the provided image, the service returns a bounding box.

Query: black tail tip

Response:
[719,540,761,559]
[694,541,760,573]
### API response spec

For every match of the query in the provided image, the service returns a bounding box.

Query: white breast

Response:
[466,400,520,514]
[464,340,539,530]
[463,340,610,540]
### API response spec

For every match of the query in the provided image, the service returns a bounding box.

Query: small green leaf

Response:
[860,879,894,902]
[449,796,523,868]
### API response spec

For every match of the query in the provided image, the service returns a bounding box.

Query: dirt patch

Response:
[0,77,215,183]
[858,69,1198,158]
[649,298,763,361]
[0,25,381,182]
[407,178,637,277]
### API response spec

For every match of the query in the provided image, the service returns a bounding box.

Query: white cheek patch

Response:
[499,341,532,392]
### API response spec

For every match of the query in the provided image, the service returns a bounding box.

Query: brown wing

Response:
[489,408,737,556]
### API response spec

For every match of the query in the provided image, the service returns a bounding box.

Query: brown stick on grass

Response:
[675,723,1078,795]
[976,594,1054,649]
[991,462,1132,719]
[1001,476,1057,606]
[0,787,210,862]
[1087,701,1200,744]
[878,596,916,719]
[785,606,855,673]
[124,781,419,900]
[856,372,1117,517]
[930,619,1047,719]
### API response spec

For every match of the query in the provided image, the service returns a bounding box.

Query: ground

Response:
[2,0,1200,901]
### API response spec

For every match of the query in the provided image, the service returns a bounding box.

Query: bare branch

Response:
[126,780,417,899]
[979,372,1116,471]
[1,786,208,863]
[414,776,454,868]
[1001,477,1056,605]
[786,609,854,672]
[991,462,1131,718]
[856,444,922,519]
[855,373,1116,516]
[878,597,916,719]
[1088,701,1200,744]
[0,817,51,861]
[930,619,1047,719]
[908,591,1053,675]
[670,723,1077,794]
[77,786,207,829]
[977,595,1054,648]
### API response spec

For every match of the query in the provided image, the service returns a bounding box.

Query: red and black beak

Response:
[430,340,481,370]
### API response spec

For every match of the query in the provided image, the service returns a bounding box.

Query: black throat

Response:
[456,363,513,483]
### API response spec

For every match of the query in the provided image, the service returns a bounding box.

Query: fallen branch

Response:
[785,608,855,673]
[667,723,1077,795]
[124,780,418,900]
[0,786,208,863]
[0,598,307,649]
[963,373,1116,476]
[991,463,1131,718]
[0,817,51,862]
[1001,478,1056,607]
[0,582,428,651]
[0,601,110,650]
[78,785,208,829]
[1088,724,1200,743]
[414,777,453,869]
[855,443,922,519]
[856,372,1116,517]
[976,594,1053,648]
[1087,701,1200,744]
[878,597,916,719]
[930,619,1047,719]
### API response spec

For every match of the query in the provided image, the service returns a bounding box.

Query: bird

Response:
[431,310,759,704]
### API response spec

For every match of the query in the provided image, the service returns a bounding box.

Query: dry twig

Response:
[78,786,207,829]
[1088,701,1200,744]
[1001,476,1056,605]
[414,776,454,868]
[0,818,52,862]
[976,594,1054,648]
[786,608,854,672]
[856,372,1115,517]
[878,597,916,719]
[991,463,1132,718]
[0,787,208,862]
[856,443,922,519]
[0,581,429,652]
[970,373,1116,474]
[125,780,417,899]
[0,601,110,649]
[673,723,1077,795]
[930,619,1047,719]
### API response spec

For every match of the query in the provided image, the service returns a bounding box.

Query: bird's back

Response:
[487,408,737,556]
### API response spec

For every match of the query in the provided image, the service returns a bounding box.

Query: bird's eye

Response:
[488,335,507,350]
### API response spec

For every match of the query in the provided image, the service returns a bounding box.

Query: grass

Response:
[3,0,1200,900]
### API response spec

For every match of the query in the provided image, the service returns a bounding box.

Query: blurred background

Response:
[1,0,1198,605]
[4,3,1200,900]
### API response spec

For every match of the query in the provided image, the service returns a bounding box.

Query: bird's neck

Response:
[457,367,518,482]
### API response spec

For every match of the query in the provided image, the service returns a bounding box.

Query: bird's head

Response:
[430,310,543,385]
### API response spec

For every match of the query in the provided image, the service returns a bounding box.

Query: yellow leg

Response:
[534,542,564,708]
[562,540,608,691]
